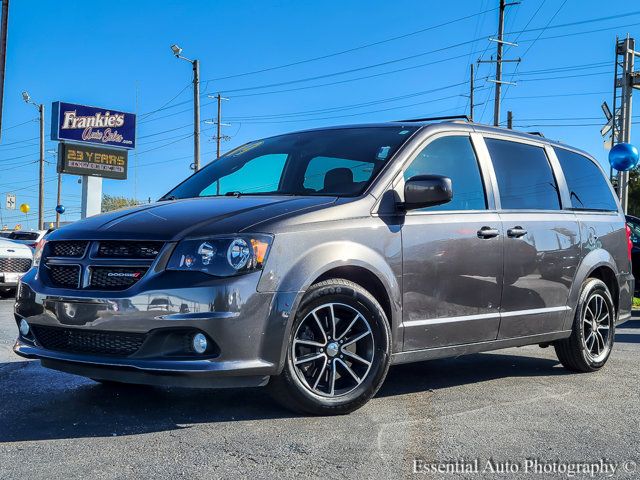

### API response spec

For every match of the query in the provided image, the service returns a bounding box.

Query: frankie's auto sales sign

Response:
[51,101,136,149]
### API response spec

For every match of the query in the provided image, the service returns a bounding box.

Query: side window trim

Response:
[480,133,564,212]
[470,133,499,210]
[544,145,571,210]
[393,132,494,214]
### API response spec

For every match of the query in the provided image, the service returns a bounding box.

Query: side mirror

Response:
[402,175,453,210]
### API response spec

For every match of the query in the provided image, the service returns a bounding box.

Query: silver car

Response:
[13,119,633,415]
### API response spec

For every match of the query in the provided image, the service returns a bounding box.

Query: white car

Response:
[7,230,47,250]
[0,238,33,296]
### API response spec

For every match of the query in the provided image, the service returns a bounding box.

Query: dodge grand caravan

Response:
[13,119,633,415]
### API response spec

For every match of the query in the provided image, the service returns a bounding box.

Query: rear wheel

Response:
[554,278,615,372]
[270,279,391,415]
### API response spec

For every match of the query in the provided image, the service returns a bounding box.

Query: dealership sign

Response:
[51,101,136,149]
[58,143,128,180]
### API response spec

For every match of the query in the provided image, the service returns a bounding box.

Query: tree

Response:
[627,167,640,217]
[101,194,142,213]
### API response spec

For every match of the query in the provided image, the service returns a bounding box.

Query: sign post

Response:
[51,101,135,220]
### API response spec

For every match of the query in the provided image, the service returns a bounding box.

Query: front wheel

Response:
[270,279,391,415]
[554,278,615,372]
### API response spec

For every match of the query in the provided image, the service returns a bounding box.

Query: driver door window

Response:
[403,135,487,211]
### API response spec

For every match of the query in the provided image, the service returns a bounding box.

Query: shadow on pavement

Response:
[0,360,290,443]
[379,351,566,398]
[0,349,570,443]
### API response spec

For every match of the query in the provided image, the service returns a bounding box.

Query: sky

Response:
[0,0,637,228]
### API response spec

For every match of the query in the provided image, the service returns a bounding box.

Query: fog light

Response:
[19,319,29,336]
[192,333,208,354]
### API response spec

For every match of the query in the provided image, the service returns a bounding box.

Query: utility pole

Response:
[0,0,10,141]
[38,103,44,230]
[216,93,222,158]
[507,110,513,129]
[479,1,520,126]
[55,173,61,227]
[493,0,506,127]
[612,36,640,212]
[470,64,475,121]
[464,64,484,121]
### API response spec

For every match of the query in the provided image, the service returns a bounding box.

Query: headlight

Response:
[167,234,273,277]
[32,239,47,267]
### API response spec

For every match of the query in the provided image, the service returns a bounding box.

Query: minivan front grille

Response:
[97,241,163,259]
[40,240,163,291]
[0,257,32,273]
[89,267,148,290]
[47,265,81,288]
[31,325,145,357]
[49,241,89,258]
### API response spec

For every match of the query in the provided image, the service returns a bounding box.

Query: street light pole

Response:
[171,44,200,171]
[22,91,45,230]
[38,102,44,230]
[193,59,200,172]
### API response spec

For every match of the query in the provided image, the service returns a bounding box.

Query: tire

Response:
[0,288,15,299]
[554,278,615,372]
[270,278,391,415]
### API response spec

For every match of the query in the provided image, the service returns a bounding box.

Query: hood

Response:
[0,239,33,257]
[49,196,336,241]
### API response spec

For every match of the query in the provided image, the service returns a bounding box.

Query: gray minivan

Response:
[13,119,634,415]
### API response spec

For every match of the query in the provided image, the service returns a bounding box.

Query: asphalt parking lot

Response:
[1,296,639,479]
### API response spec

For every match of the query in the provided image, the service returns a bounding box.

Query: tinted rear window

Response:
[9,232,39,240]
[554,148,618,211]
[486,138,561,210]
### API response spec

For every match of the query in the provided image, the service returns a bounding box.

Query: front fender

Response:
[258,236,402,372]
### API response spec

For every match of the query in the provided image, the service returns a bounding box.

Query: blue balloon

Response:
[55,205,65,214]
[609,142,640,171]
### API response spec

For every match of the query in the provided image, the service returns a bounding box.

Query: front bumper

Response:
[13,269,300,388]
[0,271,23,287]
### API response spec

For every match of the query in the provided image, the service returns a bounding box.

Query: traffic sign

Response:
[5,193,15,210]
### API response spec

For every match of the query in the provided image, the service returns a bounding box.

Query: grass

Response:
[633,297,640,309]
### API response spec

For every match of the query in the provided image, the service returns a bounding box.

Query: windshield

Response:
[163,126,418,199]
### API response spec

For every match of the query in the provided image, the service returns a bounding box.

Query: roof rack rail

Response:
[527,131,545,137]
[395,115,471,123]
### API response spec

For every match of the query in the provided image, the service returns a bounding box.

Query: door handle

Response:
[477,226,500,239]
[507,226,528,238]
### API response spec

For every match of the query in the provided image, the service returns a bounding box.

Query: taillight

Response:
[33,239,46,267]
[626,224,633,261]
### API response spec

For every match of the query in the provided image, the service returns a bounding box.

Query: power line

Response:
[504,10,640,35]
[204,7,500,83]
[138,82,191,119]
[225,82,479,121]
[219,40,486,95]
